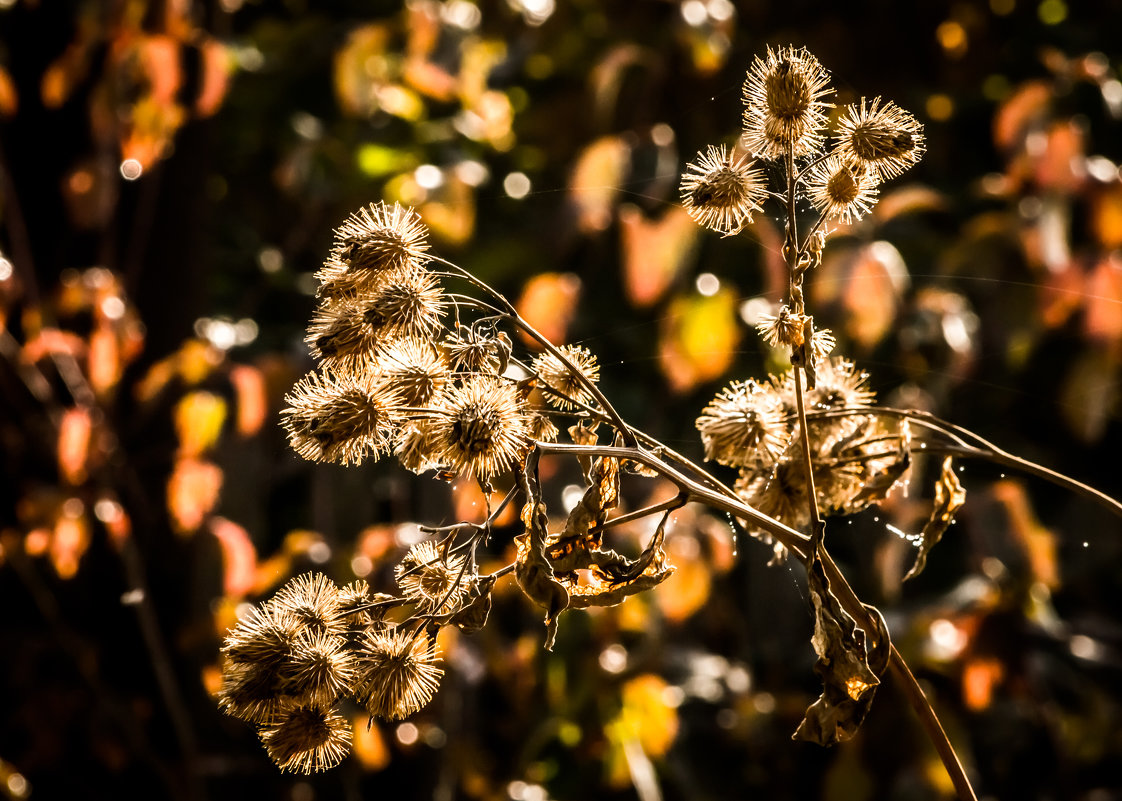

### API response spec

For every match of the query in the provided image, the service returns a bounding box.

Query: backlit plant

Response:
[217,46,1122,799]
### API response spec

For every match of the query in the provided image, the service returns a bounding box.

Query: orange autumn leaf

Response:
[209,517,258,598]
[605,673,679,788]
[174,391,228,457]
[58,407,92,485]
[22,328,85,362]
[1083,254,1122,346]
[658,288,740,393]
[993,80,1050,152]
[841,241,909,349]
[990,481,1060,589]
[0,65,17,117]
[569,135,630,233]
[515,272,581,348]
[230,365,267,437]
[352,715,391,771]
[619,204,699,308]
[418,173,476,245]
[654,533,711,623]
[134,338,226,401]
[1093,182,1122,249]
[88,324,121,394]
[962,656,1004,711]
[167,457,223,534]
[452,479,515,527]
[356,524,397,565]
[194,38,231,117]
[333,24,392,117]
[51,508,91,580]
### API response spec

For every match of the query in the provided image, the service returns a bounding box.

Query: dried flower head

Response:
[317,202,429,298]
[531,345,600,410]
[696,380,786,467]
[804,157,880,224]
[260,703,352,774]
[444,325,506,375]
[756,305,808,350]
[273,572,345,637]
[377,337,449,407]
[834,98,925,180]
[219,602,300,723]
[394,540,469,614]
[736,455,809,531]
[680,144,768,236]
[806,357,876,411]
[305,299,383,375]
[394,421,444,474]
[363,268,445,340]
[282,370,404,465]
[429,375,532,480]
[742,45,833,159]
[281,629,355,707]
[356,628,443,720]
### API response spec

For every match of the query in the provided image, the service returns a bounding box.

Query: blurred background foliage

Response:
[2,0,1122,799]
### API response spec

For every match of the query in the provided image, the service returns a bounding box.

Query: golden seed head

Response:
[394,420,445,474]
[736,455,809,531]
[260,703,352,774]
[680,144,768,236]
[355,628,443,720]
[444,326,506,375]
[317,202,429,298]
[429,375,532,480]
[834,97,925,180]
[376,337,449,407]
[805,157,880,224]
[363,268,446,340]
[531,345,600,410]
[696,380,787,467]
[281,629,356,707]
[742,45,833,159]
[806,357,876,411]
[394,540,469,614]
[756,305,808,350]
[272,572,345,637]
[282,370,404,466]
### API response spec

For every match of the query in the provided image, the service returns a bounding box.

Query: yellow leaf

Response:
[352,715,391,771]
[658,288,740,392]
[605,674,679,788]
[568,136,630,233]
[174,391,227,457]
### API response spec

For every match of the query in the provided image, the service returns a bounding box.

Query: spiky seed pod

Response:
[394,541,469,614]
[444,327,504,375]
[833,98,925,180]
[736,455,809,532]
[316,202,429,298]
[531,345,600,410]
[804,157,880,224]
[806,357,876,412]
[282,370,404,466]
[305,299,384,376]
[428,375,532,480]
[680,144,768,236]
[272,572,345,637]
[221,601,300,666]
[394,421,445,474]
[363,268,445,340]
[528,412,560,444]
[355,628,443,720]
[377,337,449,407]
[218,602,299,723]
[741,45,833,159]
[260,703,352,774]
[756,305,808,350]
[280,629,355,707]
[696,380,787,467]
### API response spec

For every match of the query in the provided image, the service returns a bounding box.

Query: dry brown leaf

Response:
[904,456,966,582]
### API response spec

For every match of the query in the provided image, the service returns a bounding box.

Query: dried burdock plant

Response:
[217,55,1122,799]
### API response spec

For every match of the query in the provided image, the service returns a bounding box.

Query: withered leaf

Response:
[793,555,890,746]
[450,574,497,633]
[515,458,569,650]
[560,454,620,543]
[562,511,675,609]
[904,456,966,581]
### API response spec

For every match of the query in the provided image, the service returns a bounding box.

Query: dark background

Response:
[2,1,1122,799]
